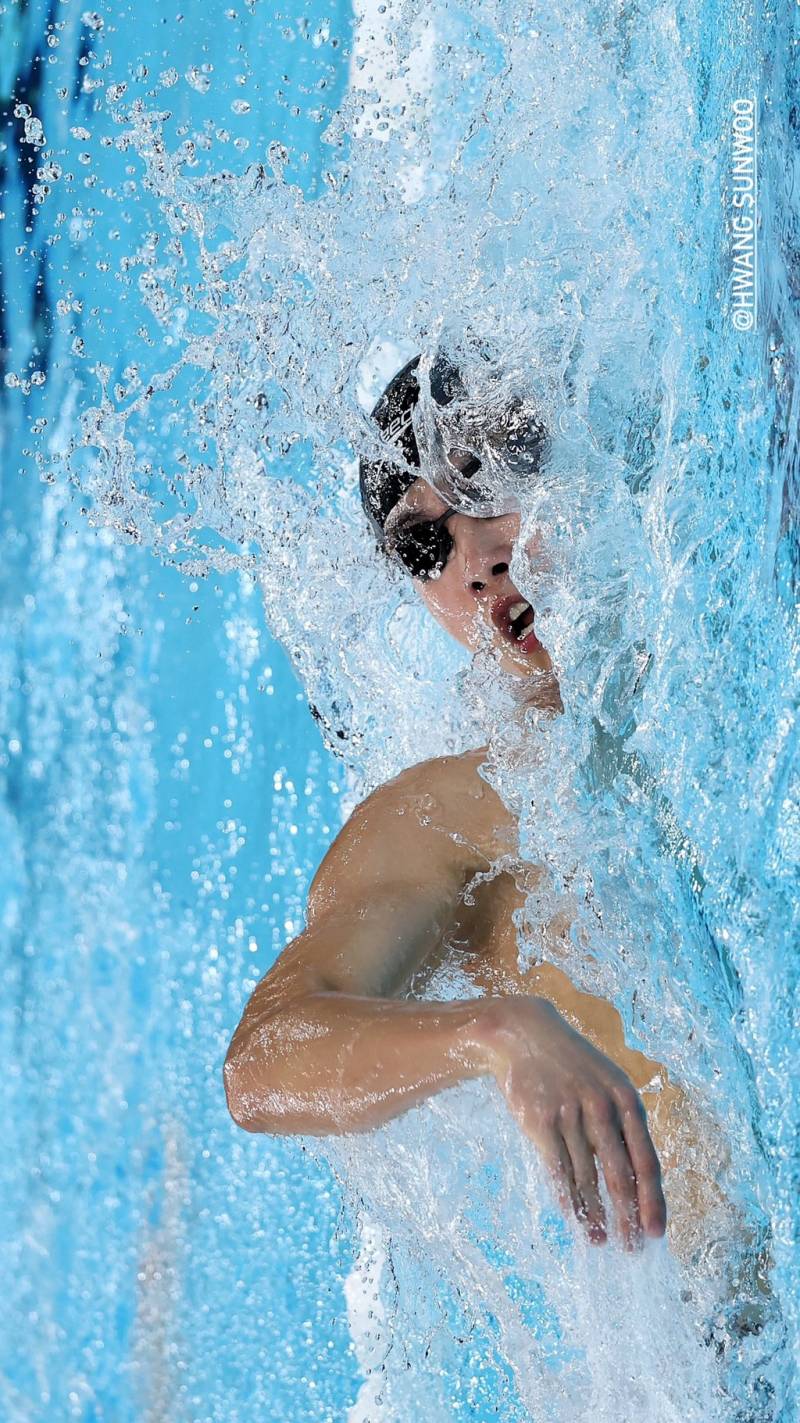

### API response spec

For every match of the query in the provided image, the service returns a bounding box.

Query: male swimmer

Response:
[223,351,750,1265]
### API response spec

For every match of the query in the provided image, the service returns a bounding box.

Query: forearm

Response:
[223,982,671,1245]
[223,990,499,1135]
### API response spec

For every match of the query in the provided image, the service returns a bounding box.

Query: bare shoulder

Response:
[355,746,515,853]
[307,747,517,920]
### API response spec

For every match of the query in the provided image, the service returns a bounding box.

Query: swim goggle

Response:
[382,503,459,581]
[383,412,550,581]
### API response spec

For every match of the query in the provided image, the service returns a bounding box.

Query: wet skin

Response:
[383,476,562,694]
[224,477,741,1261]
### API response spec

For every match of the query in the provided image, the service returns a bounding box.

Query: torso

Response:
[388,748,736,1258]
[402,746,661,1095]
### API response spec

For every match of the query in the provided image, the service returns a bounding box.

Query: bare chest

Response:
[433,858,577,998]
[432,860,652,1085]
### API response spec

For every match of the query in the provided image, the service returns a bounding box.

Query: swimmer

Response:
[223,351,766,1288]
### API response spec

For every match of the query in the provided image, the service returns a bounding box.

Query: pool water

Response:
[1,0,798,1419]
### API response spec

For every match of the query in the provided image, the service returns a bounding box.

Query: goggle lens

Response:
[385,509,455,581]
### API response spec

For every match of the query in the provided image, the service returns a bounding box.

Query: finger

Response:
[586,1104,642,1250]
[561,1107,607,1244]
[537,1126,581,1222]
[616,1089,667,1239]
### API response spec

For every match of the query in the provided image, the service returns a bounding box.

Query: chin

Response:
[497,631,552,675]
[473,631,554,680]
[501,641,561,697]
[502,647,545,677]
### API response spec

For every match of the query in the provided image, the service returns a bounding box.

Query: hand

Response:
[478,995,667,1249]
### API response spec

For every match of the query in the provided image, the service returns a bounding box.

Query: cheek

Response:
[418,580,475,646]
[520,522,548,563]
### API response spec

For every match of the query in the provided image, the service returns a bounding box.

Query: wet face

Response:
[383,476,560,692]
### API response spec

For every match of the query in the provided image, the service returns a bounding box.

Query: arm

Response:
[224,763,500,1135]
[223,758,667,1247]
[227,997,489,1132]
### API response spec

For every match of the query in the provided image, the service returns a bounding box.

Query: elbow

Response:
[223,1011,302,1135]
[223,1039,278,1135]
[223,1049,256,1132]
[222,992,330,1135]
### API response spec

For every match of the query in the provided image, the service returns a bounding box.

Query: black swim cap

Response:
[358,350,467,544]
[358,354,422,544]
[359,345,550,539]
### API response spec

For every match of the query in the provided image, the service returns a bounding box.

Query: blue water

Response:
[1,5,360,1420]
[1,0,798,1420]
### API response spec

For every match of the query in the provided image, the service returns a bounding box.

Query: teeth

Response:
[516,623,533,641]
[507,600,530,622]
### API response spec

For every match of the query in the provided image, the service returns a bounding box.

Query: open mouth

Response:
[490,593,541,653]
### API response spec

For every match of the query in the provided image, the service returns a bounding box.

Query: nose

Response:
[453,515,514,596]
